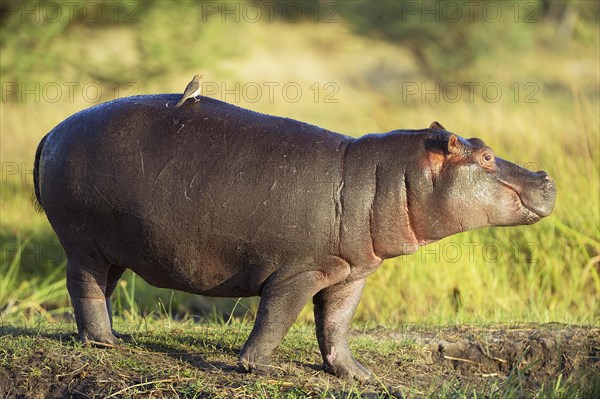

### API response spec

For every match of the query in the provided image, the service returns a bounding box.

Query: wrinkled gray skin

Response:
[34,95,556,380]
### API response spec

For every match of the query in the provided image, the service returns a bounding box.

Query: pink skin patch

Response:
[326,346,337,364]
[425,150,445,186]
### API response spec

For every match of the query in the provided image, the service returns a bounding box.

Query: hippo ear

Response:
[429,121,446,131]
[447,134,462,156]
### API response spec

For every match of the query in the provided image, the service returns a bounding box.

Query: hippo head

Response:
[408,122,557,242]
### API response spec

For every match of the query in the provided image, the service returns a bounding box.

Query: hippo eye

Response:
[481,151,495,166]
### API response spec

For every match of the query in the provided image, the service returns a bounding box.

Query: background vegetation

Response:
[1,0,598,329]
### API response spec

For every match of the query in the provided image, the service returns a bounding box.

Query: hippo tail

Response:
[33,134,48,213]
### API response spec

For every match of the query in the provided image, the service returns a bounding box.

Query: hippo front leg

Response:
[238,268,329,374]
[313,278,373,381]
[238,255,355,374]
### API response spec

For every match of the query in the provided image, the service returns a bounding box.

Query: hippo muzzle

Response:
[496,158,557,223]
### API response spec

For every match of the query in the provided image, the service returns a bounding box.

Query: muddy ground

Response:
[1,323,598,398]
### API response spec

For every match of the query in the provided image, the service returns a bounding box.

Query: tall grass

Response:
[0,7,598,326]
[0,238,68,322]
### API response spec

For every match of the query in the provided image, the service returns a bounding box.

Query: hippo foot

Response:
[323,357,373,382]
[237,359,285,377]
[79,329,128,347]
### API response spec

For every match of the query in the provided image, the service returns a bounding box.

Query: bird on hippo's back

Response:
[175,74,204,108]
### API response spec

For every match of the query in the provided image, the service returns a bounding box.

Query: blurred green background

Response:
[1,0,598,326]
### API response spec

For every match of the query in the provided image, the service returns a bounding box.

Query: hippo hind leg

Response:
[66,258,123,345]
[313,278,373,381]
[105,265,129,340]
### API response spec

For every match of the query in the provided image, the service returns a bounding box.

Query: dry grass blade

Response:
[443,355,480,365]
[104,377,196,398]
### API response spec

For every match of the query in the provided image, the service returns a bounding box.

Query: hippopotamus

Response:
[34,95,556,380]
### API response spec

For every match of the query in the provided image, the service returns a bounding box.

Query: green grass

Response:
[0,237,68,322]
[1,319,598,398]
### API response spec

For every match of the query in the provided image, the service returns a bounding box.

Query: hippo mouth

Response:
[497,178,553,223]
[519,196,545,223]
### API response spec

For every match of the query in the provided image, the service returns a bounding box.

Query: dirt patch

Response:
[424,327,595,377]
[394,325,599,393]
[1,324,598,398]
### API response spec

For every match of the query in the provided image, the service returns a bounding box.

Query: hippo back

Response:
[37,95,350,295]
